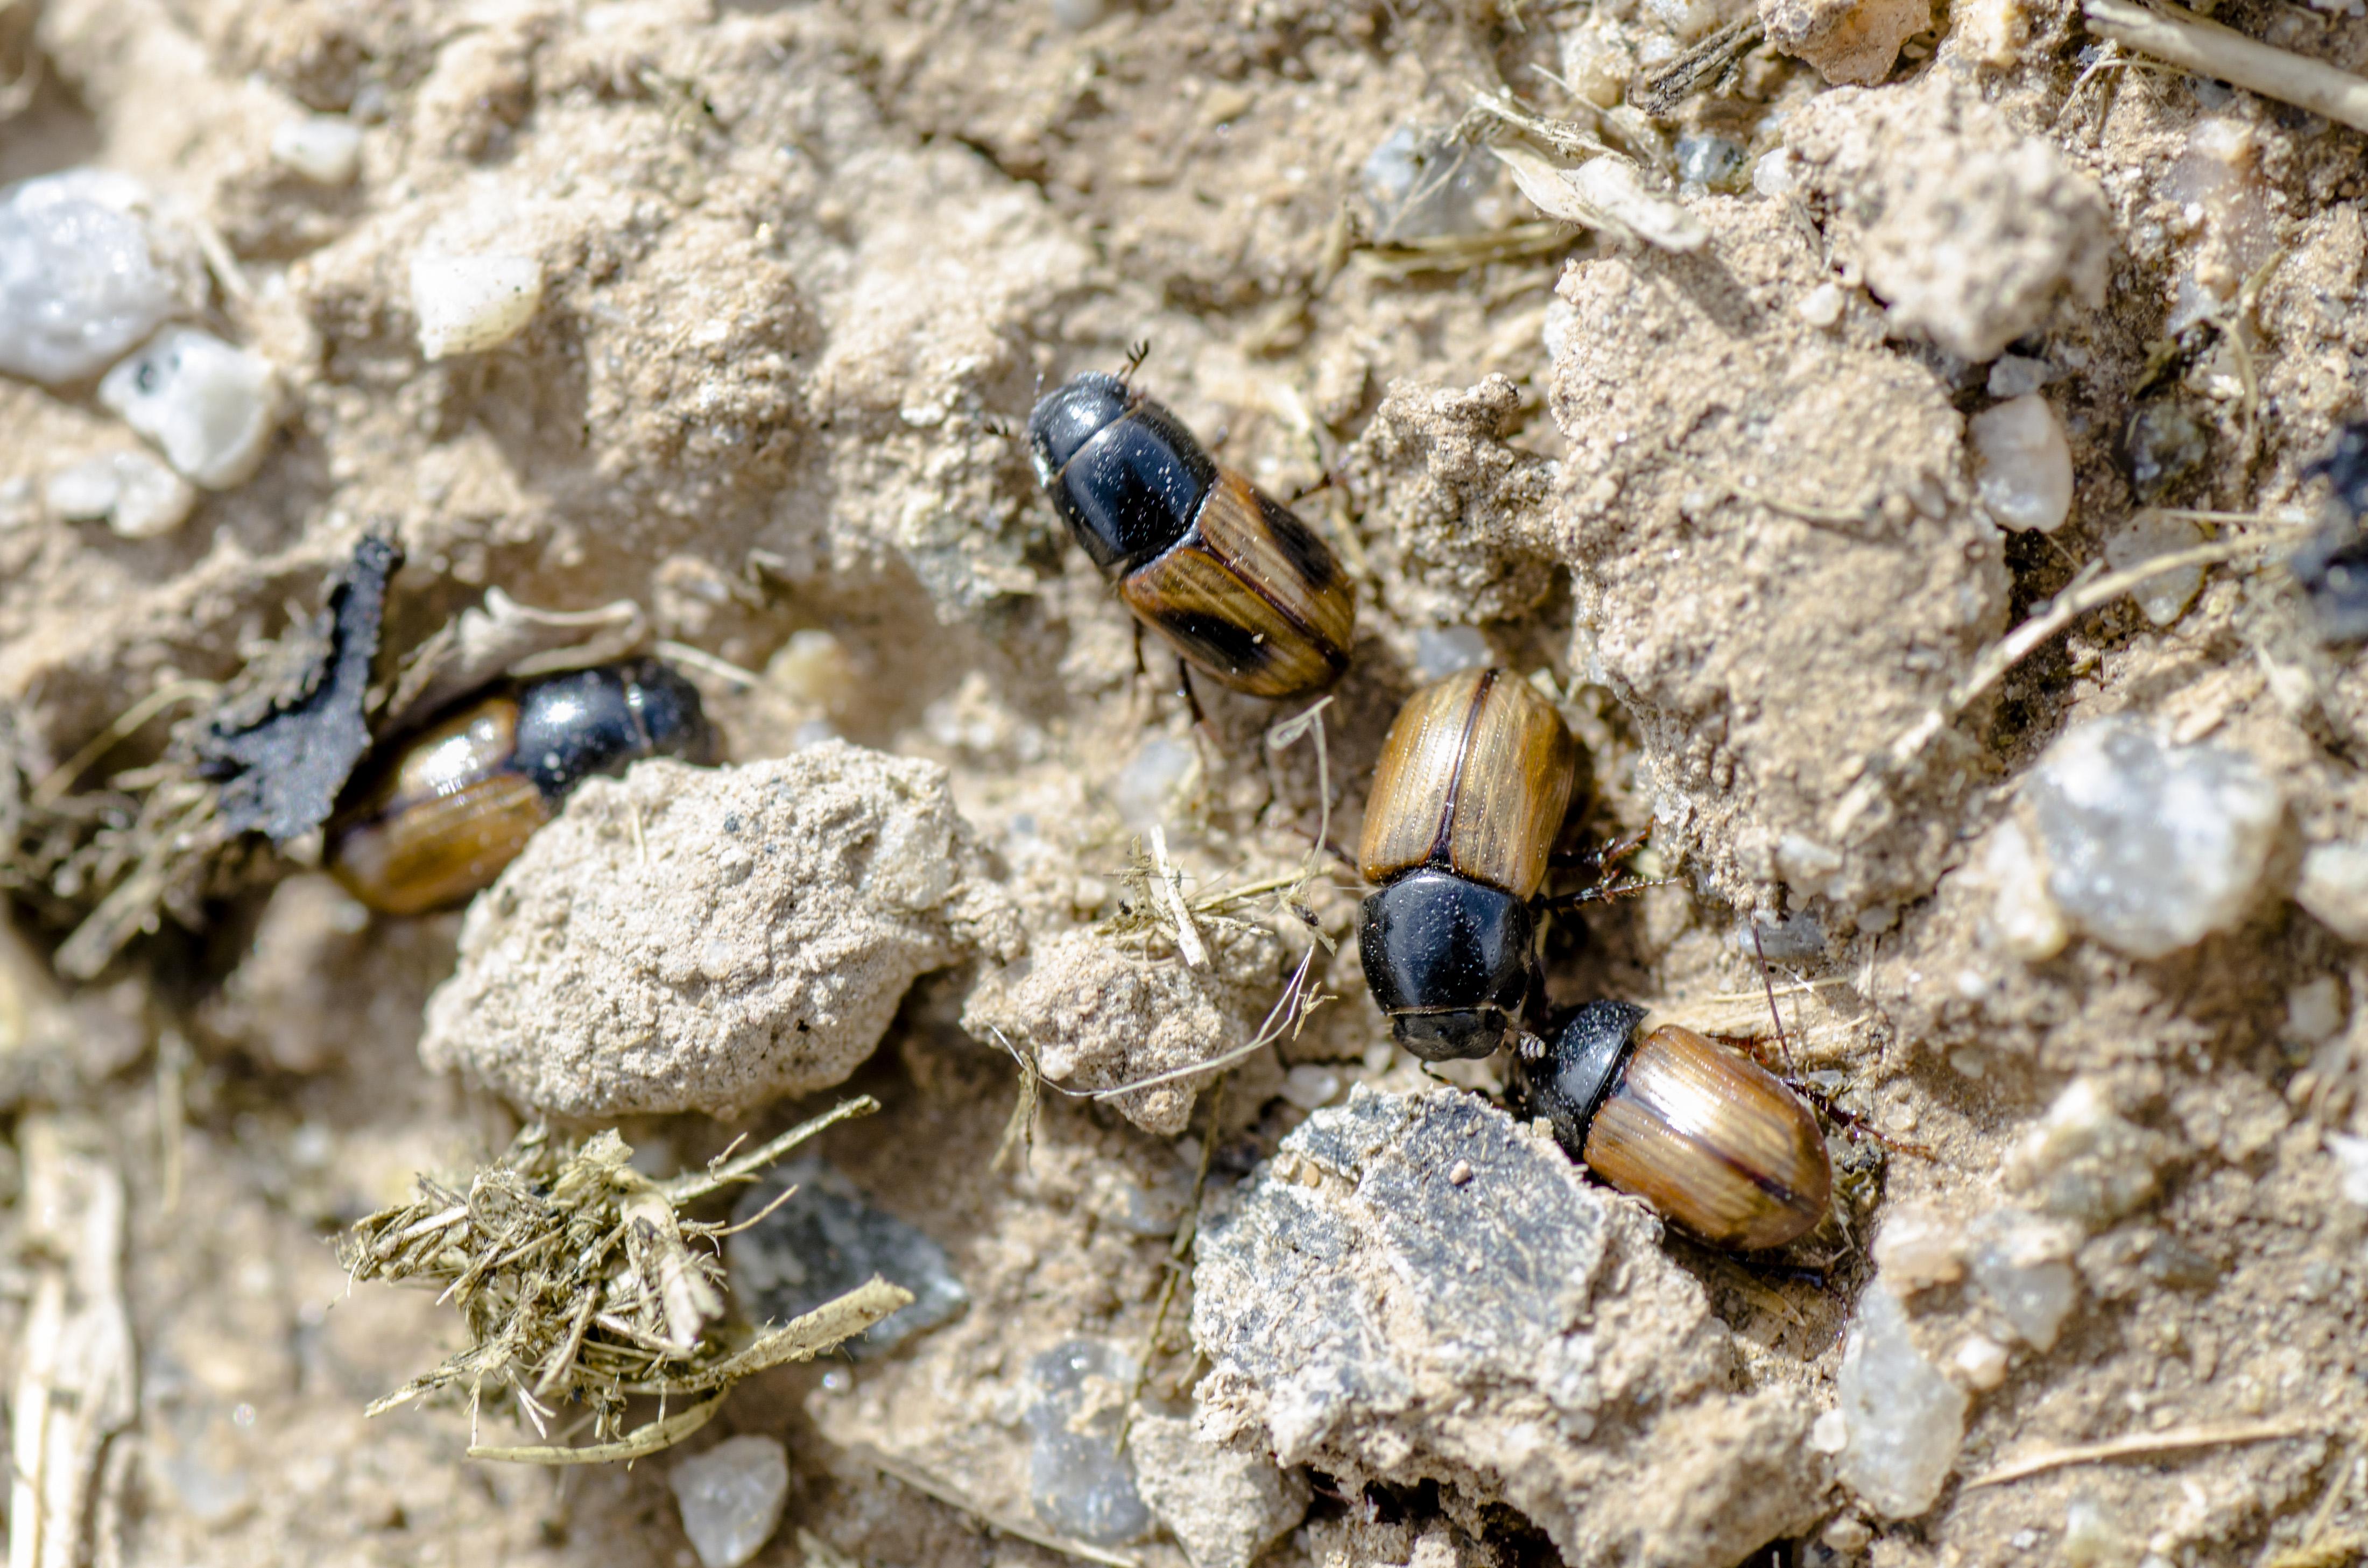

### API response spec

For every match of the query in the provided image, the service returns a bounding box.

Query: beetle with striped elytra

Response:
[326,658,717,915]
[1027,355,1356,713]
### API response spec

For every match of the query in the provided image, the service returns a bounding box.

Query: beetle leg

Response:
[1175,656,1208,729]
[1782,1078,1938,1160]
[1539,873,1677,914]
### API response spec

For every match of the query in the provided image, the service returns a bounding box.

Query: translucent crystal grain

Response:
[2025,719,2281,959]
[1965,1209,2080,1350]
[669,1436,790,1568]
[1970,394,2073,533]
[1836,1283,1967,1517]
[1025,1340,1152,1544]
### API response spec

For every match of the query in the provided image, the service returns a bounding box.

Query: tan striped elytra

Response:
[1119,471,1354,698]
[1580,1025,1831,1251]
[327,696,551,915]
[1357,667,1579,899]
[328,771,550,914]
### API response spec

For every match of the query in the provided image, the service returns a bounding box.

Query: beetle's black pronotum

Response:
[1027,371,1355,700]
[327,658,716,915]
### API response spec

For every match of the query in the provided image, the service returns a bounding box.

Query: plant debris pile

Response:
[340,1097,908,1463]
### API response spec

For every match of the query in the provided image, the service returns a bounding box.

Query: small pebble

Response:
[2123,400,2210,502]
[2024,718,2281,960]
[729,1159,968,1358]
[1752,149,1801,200]
[1836,1282,1968,1517]
[1823,1515,1875,1553]
[669,1435,790,1568]
[1674,132,1751,193]
[46,449,198,538]
[1412,624,1490,682]
[1049,0,1106,27]
[2285,977,2345,1046]
[96,326,279,489]
[1447,1159,1474,1186]
[2327,1132,2368,1209]
[1279,1064,1343,1112]
[1736,912,1823,960]
[2007,1077,2159,1225]
[0,169,183,385]
[2062,1492,2129,1568]
[270,115,364,185]
[2102,511,2207,625]
[1808,1409,1849,1453]
[1362,126,1500,244]
[1556,21,1632,108]
[1760,0,1931,82]
[1871,1203,1963,1292]
[1985,354,2053,399]
[1965,1209,2080,1350]
[2296,840,2368,942]
[1025,1341,1153,1545]
[1799,283,1845,328]
[1951,1334,2011,1391]
[410,251,542,358]
[1970,394,2073,533]
[1984,819,2067,962]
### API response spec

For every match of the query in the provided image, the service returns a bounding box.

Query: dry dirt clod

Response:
[962,921,1286,1136]
[1191,1085,1823,1568]
[1759,0,1929,84]
[420,743,1021,1118]
[1547,195,2009,916]
[1784,72,2112,362]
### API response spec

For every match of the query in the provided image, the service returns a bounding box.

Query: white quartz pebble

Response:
[97,326,280,489]
[45,449,198,538]
[270,115,364,185]
[1836,1282,1968,1517]
[669,1436,790,1568]
[410,252,542,358]
[2024,718,2281,959]
[2298,842,2368,942]
[1951,1334,2011,1391]
[0,170,183,384]
[1970,394,2074,533]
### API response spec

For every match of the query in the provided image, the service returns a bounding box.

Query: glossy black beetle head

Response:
[1506,999,1647,1152]
[1026,371,1219,576]
[1359,867,1538,1061]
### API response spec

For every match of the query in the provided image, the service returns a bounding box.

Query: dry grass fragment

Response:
[2083,0,2368,135]
[340,1096,907,1463]
[1962,1419,2318,1489]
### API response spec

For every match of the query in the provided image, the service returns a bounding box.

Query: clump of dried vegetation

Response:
[340,1096,907,1463]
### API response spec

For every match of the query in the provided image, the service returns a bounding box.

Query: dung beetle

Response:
[326,658,716,914]
[1510,999,1834,1252]
[1357,666,1582,1061]
[1026,369,1355,701]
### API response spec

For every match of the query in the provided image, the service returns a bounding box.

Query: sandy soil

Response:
[3,0,2367,1563]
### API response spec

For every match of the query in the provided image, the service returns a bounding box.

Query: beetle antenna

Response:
[1121,339,1152,383]
[1751,922,1795,1077]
